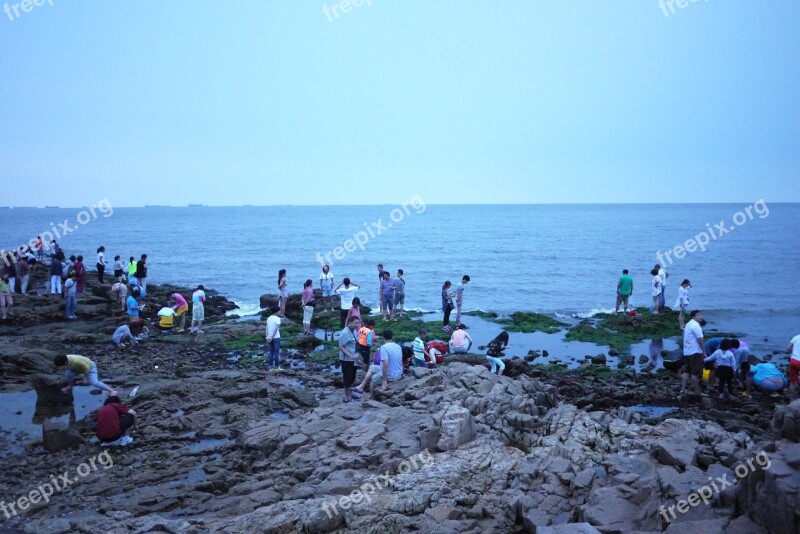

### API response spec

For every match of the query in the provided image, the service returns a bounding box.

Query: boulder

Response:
[42,419,85,452]
[436,403,476,451]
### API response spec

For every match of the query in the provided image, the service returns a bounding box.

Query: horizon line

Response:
[0,201,790,209]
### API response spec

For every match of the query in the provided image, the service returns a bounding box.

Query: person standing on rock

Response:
[380,271,396,321]
[302,279,315,335]
[0,272,12,321]
[95,395,138,446]
[265,306,282,370]
[486,331,509,376]
[680,310,705,396]
[49,254,63,295]
[675,279,691,330]
[14,255,29,294]
[319,265,335,311]
[336,278,360,329]
[455,275,470,325]
[64,270,78,319]
[394,269,406,318]
[54,354,117,396]
[127,256,137,285]
[441,281,455,332]
[113,255,124,283]
[615,269,634,313]
[357,319,376,369]
[277,269,288,318]
[650,268,661,314]
[191,285,206,334]
[96,246,108,284]
[656,263,669,311]
[376,263,387,316]
[135,254,148,292]
[74,255,87,294]
[339,316,363,402]
[704,338,736,398]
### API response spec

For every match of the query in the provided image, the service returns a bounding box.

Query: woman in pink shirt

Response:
[448,324,473,354]
[172,292,189,333]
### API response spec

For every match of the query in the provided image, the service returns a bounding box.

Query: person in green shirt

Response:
[54,354,117,396]
[615,269,634,313]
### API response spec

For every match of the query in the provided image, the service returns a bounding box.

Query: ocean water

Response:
[2,203,798,352]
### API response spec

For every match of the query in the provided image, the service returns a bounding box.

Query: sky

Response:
[1,0,798,207]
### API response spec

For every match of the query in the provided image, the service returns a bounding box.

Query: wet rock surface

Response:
[0,269,798,533]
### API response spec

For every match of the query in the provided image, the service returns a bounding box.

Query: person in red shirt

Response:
[95,396,138,445]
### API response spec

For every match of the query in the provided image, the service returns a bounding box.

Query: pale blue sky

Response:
[1,1,798,207]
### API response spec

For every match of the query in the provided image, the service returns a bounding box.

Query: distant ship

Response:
[187,204,204,207]
[44,205,60,208]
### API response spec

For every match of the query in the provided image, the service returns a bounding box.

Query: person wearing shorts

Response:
[380,272,396,320]
[394,269,406,317]
[319,265,335,311]
[681,310,705,395]
[339,316,362,403]
[615,269,633,313]
[787,334,800,397]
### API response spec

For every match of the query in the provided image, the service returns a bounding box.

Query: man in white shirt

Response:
[656,264,668,311]
[681,310,705,395]
[335,278,360,329]
[787,334,800,397]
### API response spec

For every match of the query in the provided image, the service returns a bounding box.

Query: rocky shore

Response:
[1,269,798,533]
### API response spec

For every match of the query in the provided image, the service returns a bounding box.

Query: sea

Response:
[1,203,798,355]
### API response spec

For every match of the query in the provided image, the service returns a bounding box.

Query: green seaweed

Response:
[495,312,567,334]
[464,310,499,320]
[565,308,681,349]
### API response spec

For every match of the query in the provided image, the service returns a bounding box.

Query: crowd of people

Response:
[6,241,800,434]
[680,310,798,399]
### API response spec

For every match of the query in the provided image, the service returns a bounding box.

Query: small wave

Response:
[568,308,616,319]
[228,302,263,317]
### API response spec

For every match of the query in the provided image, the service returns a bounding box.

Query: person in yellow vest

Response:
[157,302,176,331]
[54,354,117,396]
